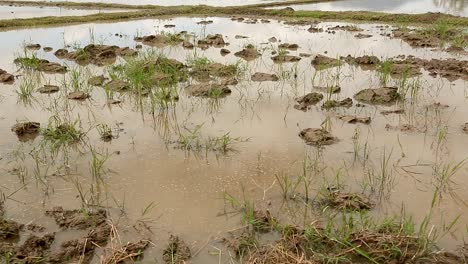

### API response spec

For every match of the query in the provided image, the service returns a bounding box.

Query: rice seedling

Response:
[16,75,37,104]
[378,59,393,86]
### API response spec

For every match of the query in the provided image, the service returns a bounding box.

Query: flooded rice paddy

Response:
[0,2,467,263]
[277,0,468,17]
[0,4,128,19]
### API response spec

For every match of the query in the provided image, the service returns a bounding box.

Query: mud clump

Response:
[11,122,40,137]
[385,123,418,132]
[88,75,108,86]
[354,87,400,105]
[59,44,137,66]
[163,235,191,264]
[308,26,323,33]
[271,55,301,63]
[182,40,194,49]
[220,48,231,55]
[49,222,111,263]
[235,35,248,39]
[0,219,22,240]
[0,69,14,83]
[462,123,468,134]
[312,54,341,69]
[38,60,67,74]
[45,207,107,230]
[67,91,90,100]
[186,83,231,98]
[324,191,373,211]
[16,233,55,261]
[338,115,371,124]
[197,20,213,25]
[251,72,279,82]
[328,25,362,32]
[25,43,41,50]
[322,98,353,109]
[294,92,323,111]
[37,85,59,94]
[392,29,439,48]
[299,128,337,146]
[190,62,237,82]
[198,34,226,48]
[136,34,183,47]
[278,43,299,50]
[381,109,405,115]
[355,33,373,39]
[234,47,261,61]
[342,54,381,68]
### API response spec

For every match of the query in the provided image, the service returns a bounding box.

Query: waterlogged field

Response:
[0,2,467,264]
[0,4,128,19]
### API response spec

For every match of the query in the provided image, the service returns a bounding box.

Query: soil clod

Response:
[37,84,59,94]
[354,87,400,104]
[251,72,279,82]
[294,92,323,111]
[299,128,338,146]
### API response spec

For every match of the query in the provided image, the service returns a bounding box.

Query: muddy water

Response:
[0,4,129,19]
[276,0,468,17]
[0,17,467,263]
[10,0,278,6]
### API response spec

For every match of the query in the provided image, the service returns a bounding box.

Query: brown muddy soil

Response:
[251,72,279,82]
[294,92,324,111]
[37,84,59,94]
[299,128,338,146]
[0,69,14,83]
[354,87,400,105]
[55,44,137,66]
[234,47,261,61]
[322,97,353,109]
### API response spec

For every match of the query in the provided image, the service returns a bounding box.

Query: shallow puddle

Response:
[0,16,467,263]
[275,0,468,17]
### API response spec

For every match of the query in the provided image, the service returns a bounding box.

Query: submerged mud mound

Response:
[55,44,137,66]
[299,128,338,146]
[294,92,323,111]
[322,98,353,109]
[198,34,226,48]
[0,69,14,83]
[278,43,299,50]
[312,54,341,69]
[135,33,184,47]
[354,87,400,104]
[11,122,40,141]
[45,207,107,230]
[190,62,237,82]
[251,72,279,82]
[37,85,59,94]
[271,55,301,63]
[186,83,231,98]
[234,47,261,61]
